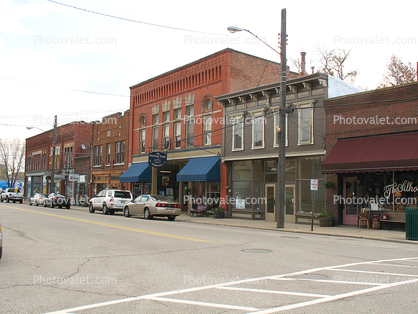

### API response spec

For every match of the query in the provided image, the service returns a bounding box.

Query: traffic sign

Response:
[310,179,318,191]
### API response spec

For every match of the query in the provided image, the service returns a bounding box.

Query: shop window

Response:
[232,116,243,151]
[232,160,252,181]
[298,156,324,180]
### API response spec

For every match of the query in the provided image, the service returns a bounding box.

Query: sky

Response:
[1,0,417,143]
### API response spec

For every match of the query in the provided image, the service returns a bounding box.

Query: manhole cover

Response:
[241,249,272,253]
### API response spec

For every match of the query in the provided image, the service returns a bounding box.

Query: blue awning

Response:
[177,157,220,182]
[120,163,152,183]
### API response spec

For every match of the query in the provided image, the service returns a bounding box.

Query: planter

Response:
[319,217,332,227]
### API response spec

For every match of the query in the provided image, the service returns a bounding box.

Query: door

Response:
[285,185,295,222]
[343,177,358,225]
[129,196,142,214]
[265,184,276,221]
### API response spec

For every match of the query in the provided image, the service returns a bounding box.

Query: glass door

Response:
[265,184,276,221]
[285,185,295,222]
[343,177,358,225]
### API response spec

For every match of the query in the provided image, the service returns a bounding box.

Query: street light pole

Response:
[50,115,57,194]
[228,8,287,228]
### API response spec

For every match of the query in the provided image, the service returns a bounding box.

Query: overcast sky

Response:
[1,0,417,143]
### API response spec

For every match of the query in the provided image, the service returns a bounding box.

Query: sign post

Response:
[310,179,318,231]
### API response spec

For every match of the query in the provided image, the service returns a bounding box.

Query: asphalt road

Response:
[1,202,418,314]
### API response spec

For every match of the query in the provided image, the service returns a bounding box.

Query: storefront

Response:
[323,132,418,226]
[227,155,325,221]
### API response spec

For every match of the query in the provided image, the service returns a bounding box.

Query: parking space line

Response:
[271,277,384,286]
[217,286,330,298]
[3,205,211,243]
[330,268,418,277]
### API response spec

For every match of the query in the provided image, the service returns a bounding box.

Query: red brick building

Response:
[323,82,418,226]
[125,49,294,211]
[91,111,129,196]
[25,121,91,203]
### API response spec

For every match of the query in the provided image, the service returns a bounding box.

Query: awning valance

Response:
[120,163,152,183]
[322,132,418,173]
[177,157,220,182]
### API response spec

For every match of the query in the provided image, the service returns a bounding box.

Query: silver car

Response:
[123,194,181,221]
[29,193,47,206]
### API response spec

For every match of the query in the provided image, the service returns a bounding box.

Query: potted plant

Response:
[317,209,333,227]
[323,181,336,189]
[212,207,225,219]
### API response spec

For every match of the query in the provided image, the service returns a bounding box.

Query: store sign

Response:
[148,152,167,168]
[69,174,80,181]
[310,179,318,191]
[384,180,418,198]
[236,198,245,209]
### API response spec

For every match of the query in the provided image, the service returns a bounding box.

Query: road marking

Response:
[44,256,418,314]
[1,205,211,243]
[217,286,331,298]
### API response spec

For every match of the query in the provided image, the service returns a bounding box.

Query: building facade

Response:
[25,121,92,203]
[216,73,361,221]
[125,49,288,210]
[91,111,129,196]
[323,82,418,226]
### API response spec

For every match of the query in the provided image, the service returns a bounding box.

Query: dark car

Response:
[46,193,71,209]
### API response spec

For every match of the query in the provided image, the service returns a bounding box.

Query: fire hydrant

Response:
[373,215,381,230]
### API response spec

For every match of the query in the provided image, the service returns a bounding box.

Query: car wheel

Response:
[13,200,16,203]
[103,203,109,215]
[168,216,176,221]
[34,201,37,206]
[124,206,131,217]
[58,205,62,209]
[0,199,3,202]
[43,201,47,207]
[66,204,70,209]
[144,208,153,220]
[20,199,23,204]
[6,197,9,203]
[50,201,54,208]
[88,203,95,213]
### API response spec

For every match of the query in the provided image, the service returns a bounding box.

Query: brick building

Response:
[25,121,91,202]
[91,110,129,196]
[125,48,292,211]
[323,82,418,226]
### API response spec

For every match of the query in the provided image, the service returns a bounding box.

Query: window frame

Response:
[297,101,314,145]
[251,111,265,150]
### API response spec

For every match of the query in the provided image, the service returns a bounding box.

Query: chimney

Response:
[300,52,307,76]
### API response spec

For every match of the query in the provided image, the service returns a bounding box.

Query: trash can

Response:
[405,207,418,241]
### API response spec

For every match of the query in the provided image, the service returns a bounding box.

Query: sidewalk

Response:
[71,205,416,244]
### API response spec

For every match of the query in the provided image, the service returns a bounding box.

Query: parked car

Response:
[123,194,181,221]
[29,193,47,206]
[0,187,23,203]
[0,222,3,259]
[46,193,71,209]
[89,189,133,215]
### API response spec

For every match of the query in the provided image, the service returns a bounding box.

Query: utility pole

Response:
[50,115,57,194]
[276,8,287,228]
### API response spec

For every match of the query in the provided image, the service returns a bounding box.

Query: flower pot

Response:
[319,217,332,227]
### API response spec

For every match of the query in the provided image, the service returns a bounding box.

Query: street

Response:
[1,202,417,314]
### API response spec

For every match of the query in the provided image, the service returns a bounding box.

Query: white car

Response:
[88,189,132,215]
[29,193,47,206]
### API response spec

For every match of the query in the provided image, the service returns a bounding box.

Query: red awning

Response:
[322,132,418,173]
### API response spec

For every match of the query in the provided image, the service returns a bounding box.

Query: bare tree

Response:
[0,138,25,188]
[317,47,358,83]
[378,55,417,88]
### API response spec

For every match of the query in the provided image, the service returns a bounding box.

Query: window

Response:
[298,104,313,145]
[232,116,243,151]
[140,129,146,153]
[116,141,125,164]
[174,109,181,120]
[174,122,181,149]
[152,126,159,151]
[106,143,111,165]
[203,97,212,112]
[153,114,159,125]
[163,111,170,122]
[203,115,211,145]
[95,145,102,165]
[274,111,288,147]
[163,124,170,149]
[186,106,194,147]
[139,115,146,127]
[251,112,265,149]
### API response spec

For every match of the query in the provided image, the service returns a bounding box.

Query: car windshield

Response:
[114,191,131,198]
[150,195,172,202]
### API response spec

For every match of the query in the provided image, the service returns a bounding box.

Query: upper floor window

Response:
[116,141,125,164]
[251,112,265,149]
[186,106,194,147]
[174,122,181,149]
[203,115,211,145]
[174,109,181,120]
[298,103,314,145]
[163,111,170,123]
[106,143,111,165]
[94,145,102,165]
[163,124,170,150]
[139,115,146,128]
[153,114,159,125]
[140,129,146,153]
[232,116,244,151]
[152,126,159,151]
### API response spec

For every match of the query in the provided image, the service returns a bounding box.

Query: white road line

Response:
[144,296,259,311]
[217,286,330,298]
[331,268,418,277]
[250,277,418,314]
[271,277,384,286]
[375,262,418,268]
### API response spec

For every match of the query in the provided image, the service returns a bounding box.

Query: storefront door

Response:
[285,185,295,222]
[265,184,276,221]
[343,177,358,225]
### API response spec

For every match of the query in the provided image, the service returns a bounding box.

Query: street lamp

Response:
[227,8,287,228]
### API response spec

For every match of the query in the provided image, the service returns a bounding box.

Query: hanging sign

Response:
[148,152,167,168]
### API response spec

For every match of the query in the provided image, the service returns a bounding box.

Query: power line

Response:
[46,0,224,36]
